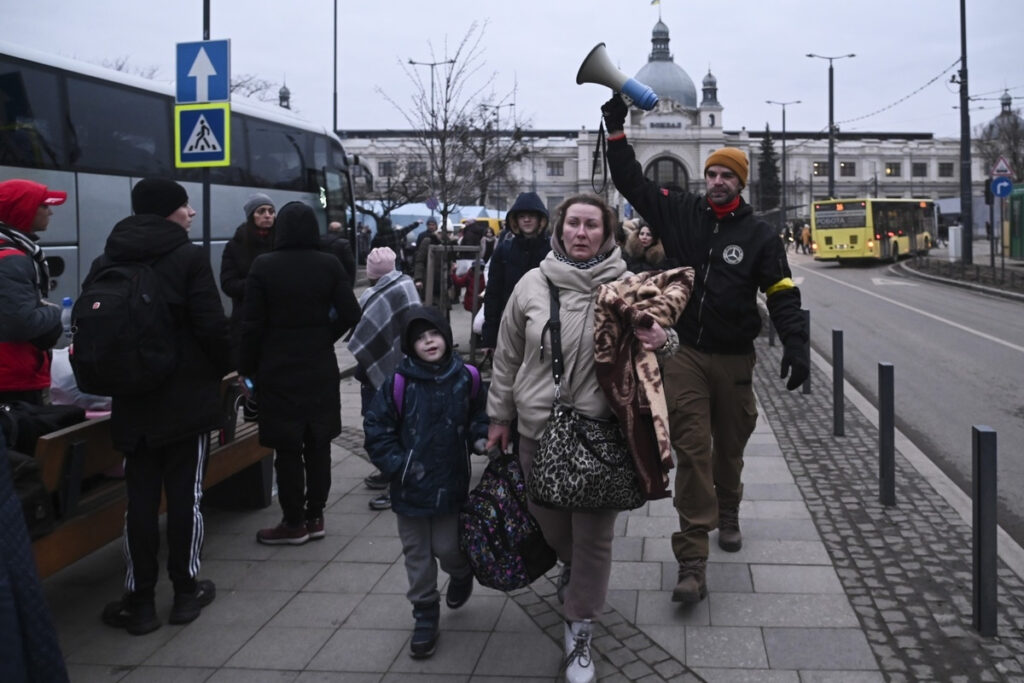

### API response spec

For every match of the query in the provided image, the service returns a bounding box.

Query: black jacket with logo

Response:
[608,138,805,353]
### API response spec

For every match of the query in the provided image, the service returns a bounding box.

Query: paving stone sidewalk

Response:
[752,334,1024,682]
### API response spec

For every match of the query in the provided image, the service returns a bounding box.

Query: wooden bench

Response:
[31,377,273,579]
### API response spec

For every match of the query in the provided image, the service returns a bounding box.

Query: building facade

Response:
[342,20,993,234]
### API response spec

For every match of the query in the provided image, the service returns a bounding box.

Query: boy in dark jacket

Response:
[363,305,488,660]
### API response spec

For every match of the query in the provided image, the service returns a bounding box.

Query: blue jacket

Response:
[363,348,488,517]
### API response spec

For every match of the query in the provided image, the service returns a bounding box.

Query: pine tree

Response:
[758,124,781,212]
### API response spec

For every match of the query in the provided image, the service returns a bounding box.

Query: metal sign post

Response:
[175,34,231,256]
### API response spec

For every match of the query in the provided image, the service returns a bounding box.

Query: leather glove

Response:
[601,94,628,133]
[780,340,809,391]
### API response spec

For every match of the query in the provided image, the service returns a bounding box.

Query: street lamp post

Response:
[479,102,515,206]
[766,99,801,236]
[407,57,455,221]
[807,53,855,198]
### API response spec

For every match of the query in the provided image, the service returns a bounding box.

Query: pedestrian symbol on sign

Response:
[174,102,230,168]
[184,114,221,153]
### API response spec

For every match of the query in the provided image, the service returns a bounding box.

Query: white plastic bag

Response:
[50,348,112,411]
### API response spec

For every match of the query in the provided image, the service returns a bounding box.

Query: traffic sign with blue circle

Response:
[991,177,1013,198]
[176,40,230,103]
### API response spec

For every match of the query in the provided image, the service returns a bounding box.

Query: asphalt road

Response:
[788,249,1024,545]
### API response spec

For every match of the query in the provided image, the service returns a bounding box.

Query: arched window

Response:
[708,114,715,127]
[644,156,690,191]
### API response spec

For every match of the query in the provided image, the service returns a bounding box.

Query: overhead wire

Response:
[836,58,962,127]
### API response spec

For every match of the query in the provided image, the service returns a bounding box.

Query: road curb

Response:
[894,260,1024,302]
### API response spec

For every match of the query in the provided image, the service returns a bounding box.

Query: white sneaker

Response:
[562,619,595,683]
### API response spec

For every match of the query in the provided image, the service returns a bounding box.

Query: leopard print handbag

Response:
[528,402,645,511]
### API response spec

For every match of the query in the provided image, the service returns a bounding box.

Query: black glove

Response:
[780,340,809,391]
[601,94,628,133]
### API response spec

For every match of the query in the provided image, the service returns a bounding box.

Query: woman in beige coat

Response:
[486,193,669,683]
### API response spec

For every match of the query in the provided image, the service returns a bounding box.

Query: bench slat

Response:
[32,411,271,579]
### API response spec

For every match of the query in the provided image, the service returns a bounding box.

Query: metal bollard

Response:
[878,363,895,506]
[832,330,844,436]
[972,425,998,637]
[802,310,811,395]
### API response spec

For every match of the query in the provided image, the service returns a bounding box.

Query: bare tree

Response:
[378,21,526,236]
[353,158,432,225]
[462,98,529,206]
[230,74,281,102]
[98,57,280,102]
[101,56,160,80]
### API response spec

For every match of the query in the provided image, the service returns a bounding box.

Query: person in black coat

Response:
[220,193,276,421]
[320,220,357,288]
[479,192,551,349]
[239,201,361,546]
[220,193,276,351]
[93,178,231,635]
[371,218,420,272]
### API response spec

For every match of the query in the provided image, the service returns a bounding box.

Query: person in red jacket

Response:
[0,180,67,405]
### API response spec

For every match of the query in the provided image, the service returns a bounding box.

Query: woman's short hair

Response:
[552,193,617,245]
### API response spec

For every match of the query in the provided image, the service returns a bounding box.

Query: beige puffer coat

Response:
[487,248,627,440]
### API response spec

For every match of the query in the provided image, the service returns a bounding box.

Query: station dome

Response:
[981,89,1023,138]
[633,20,697,110]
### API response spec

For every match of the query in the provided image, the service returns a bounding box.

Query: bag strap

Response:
[541,277,564,391]
[392,372,407,416]
[466,364,481,399]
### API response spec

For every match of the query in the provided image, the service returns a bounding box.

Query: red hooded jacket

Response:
[0,180,65,393]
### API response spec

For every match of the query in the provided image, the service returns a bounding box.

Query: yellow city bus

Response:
[812,198,935,263]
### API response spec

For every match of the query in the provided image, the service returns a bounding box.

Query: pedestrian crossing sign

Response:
[174,102,230,168]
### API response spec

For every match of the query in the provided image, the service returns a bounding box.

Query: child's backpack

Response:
[458,450,557,591]
[70,260,178,396]
[391,364,481,414]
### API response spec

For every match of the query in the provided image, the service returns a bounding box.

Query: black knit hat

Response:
[401,305,453,359]
[131,178,188,218]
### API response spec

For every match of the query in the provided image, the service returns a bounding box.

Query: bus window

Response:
[66,76,171,175]
[247,120,308,190]
[207,112,249,185]
[0,58,64,168]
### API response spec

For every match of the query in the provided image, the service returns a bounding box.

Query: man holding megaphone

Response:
[600,95,809,605]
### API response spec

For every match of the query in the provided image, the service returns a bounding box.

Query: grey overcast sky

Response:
[2,0,1022,139]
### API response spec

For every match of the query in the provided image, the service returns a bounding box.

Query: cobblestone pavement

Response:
[752,335,1024,682]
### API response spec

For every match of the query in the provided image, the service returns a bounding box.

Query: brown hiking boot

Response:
[671,558,707,604]
[718,507,742,552]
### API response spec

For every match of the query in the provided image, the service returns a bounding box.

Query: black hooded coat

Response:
[238,202,361,449]
[84,214,231,451]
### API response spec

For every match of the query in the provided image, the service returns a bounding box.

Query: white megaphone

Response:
[576,42,659,111]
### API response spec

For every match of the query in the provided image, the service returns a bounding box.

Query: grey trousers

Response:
[396,512,472,605]
[519,436,618,622]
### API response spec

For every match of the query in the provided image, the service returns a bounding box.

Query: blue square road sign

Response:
[176,40,230,103]
[175,103,230,168]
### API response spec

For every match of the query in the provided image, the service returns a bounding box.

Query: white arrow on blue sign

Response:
[176,40,230,103]
[991,177,1013,198]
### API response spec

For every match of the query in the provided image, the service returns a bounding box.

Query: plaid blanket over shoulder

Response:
[347,271,421,389]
